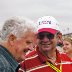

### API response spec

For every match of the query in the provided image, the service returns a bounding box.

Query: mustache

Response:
[39,41,50,45]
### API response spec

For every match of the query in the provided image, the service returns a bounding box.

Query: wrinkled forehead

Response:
[21,31,35,38]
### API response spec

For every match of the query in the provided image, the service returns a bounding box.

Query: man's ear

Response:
[8,34,16,41]
[8,34,16,45]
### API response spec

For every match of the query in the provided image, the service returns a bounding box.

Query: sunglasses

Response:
[37,32,54,40]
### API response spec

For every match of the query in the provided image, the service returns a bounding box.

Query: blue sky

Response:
[0,0,72,34]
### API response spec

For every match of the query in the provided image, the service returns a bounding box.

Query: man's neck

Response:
[43,49,57,64]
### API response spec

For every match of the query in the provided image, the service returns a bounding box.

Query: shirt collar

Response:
[36,46,61,63]
[0,45,19,71]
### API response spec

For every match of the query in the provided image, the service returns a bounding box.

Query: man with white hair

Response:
[0,16,37,72]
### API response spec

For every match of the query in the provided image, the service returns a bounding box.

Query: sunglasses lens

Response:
[37,32,54,40]
[37,33,44,40]
[47,34,54,39]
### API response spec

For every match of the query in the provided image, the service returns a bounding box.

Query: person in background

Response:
[18,16,72,72]
[0,16,37,72]
[56,32,64,53]
[63,37,72,59]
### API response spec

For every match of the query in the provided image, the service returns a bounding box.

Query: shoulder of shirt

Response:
[60,52,72,61]
[0,54,10,68]
[25,50,37,57]
[20,53,38,65]
[22,50,38,61]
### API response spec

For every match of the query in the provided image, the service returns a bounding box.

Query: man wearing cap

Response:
[18,16,72,72]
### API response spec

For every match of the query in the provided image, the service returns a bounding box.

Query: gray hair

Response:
[1,16,37,41]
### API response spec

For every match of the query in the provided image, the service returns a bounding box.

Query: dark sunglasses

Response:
[37,32,54,40]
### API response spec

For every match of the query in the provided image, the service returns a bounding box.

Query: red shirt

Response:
[19,47,72,72]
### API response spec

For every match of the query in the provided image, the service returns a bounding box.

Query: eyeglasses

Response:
[37,32,54,40]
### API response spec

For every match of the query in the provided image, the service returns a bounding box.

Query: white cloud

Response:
[0,0,72,34]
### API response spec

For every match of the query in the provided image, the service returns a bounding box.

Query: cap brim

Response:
[37,28,58,34]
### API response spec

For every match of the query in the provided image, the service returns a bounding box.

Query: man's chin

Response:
[42,47,51,51]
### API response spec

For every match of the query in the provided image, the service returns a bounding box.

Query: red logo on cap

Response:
[39,21,51,25]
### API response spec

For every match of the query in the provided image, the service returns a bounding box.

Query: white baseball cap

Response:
[37,16,61,34]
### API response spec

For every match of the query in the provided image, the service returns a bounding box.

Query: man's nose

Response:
[42,36,49,42]
[28,44,34,51]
